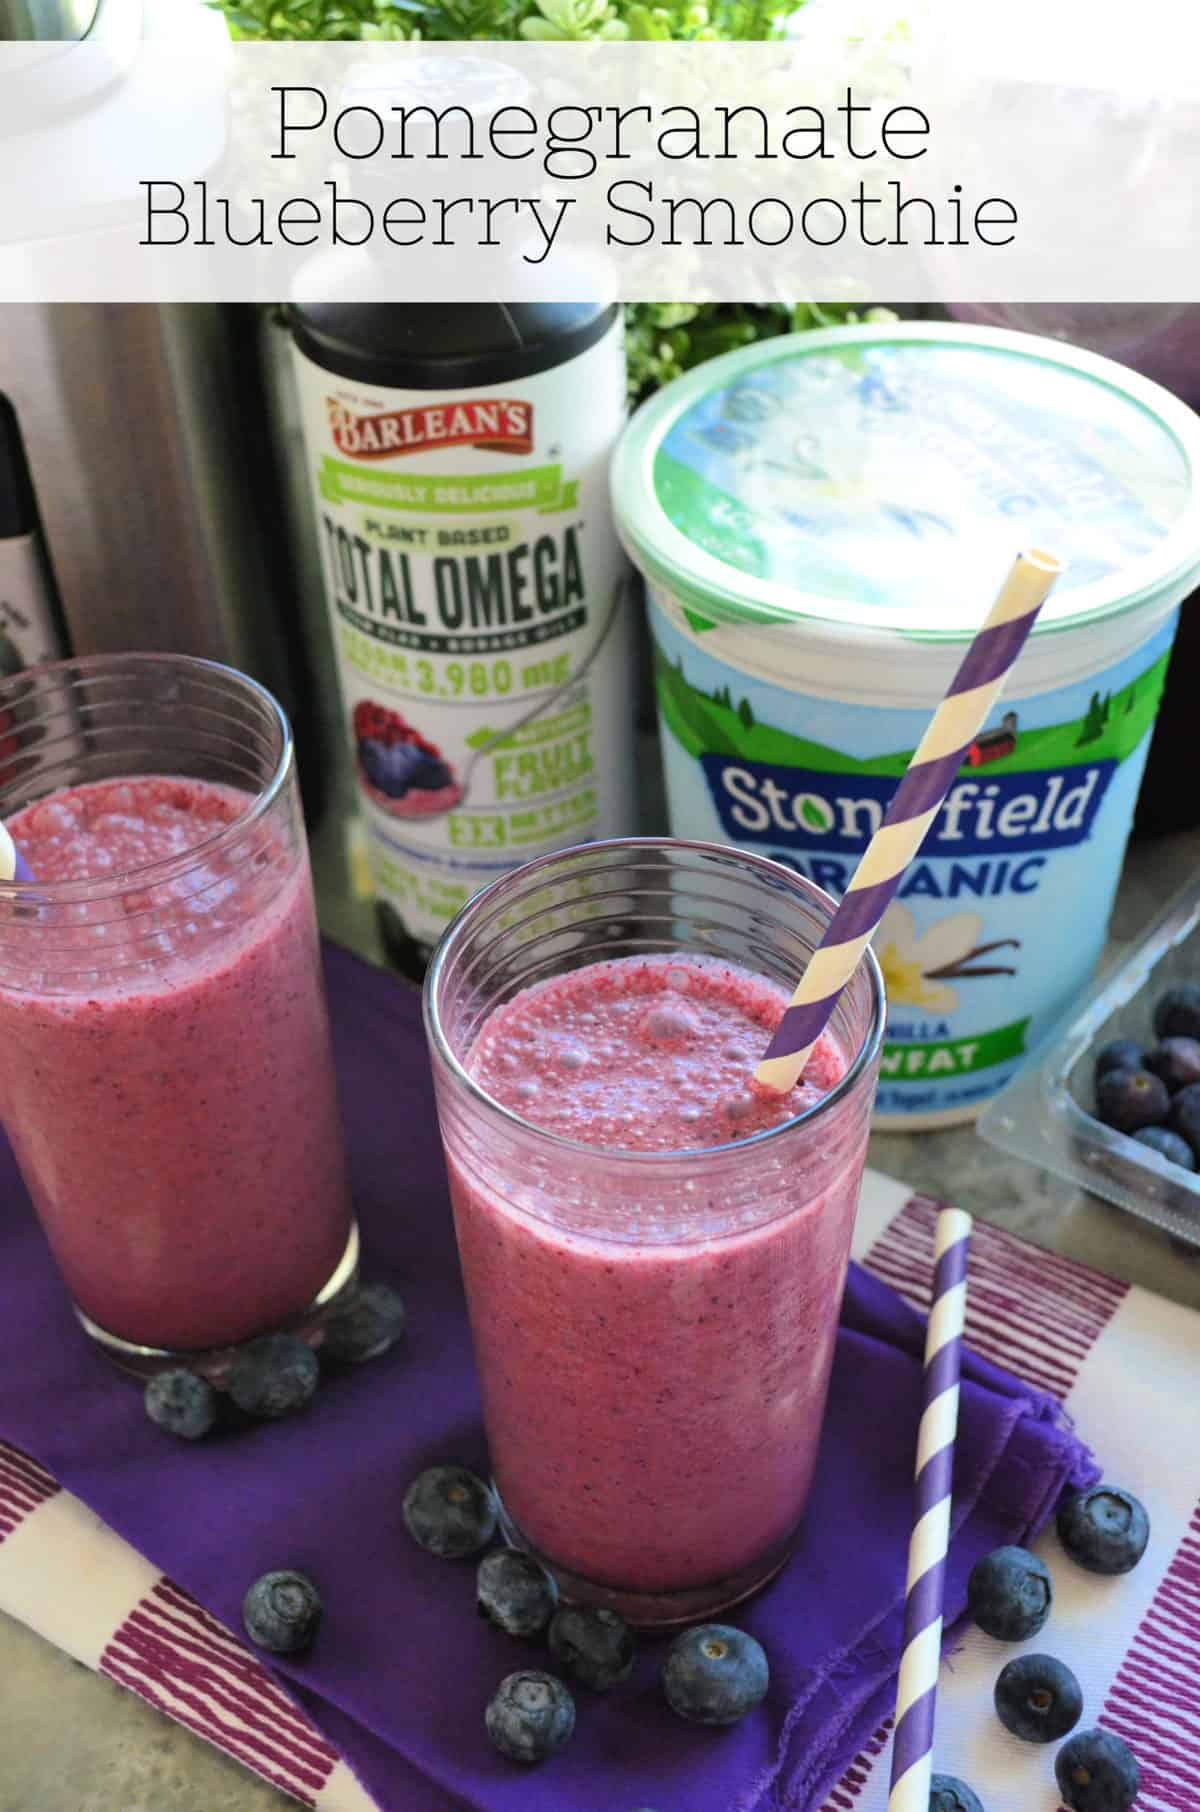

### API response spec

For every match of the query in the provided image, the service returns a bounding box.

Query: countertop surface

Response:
[3,789,1199,1812]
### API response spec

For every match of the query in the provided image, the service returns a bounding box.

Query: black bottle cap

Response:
[287,302,618,390]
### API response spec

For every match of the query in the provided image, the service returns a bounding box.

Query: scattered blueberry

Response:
[1094,1038,1146,1082]
[477,1549,558,1637]
[228,1334,320,1419]
[1095,1066,1170,1135]
[1168,1081,1200,1157]
[662,1623,769,1726]
[1154,982,1200,1042]
[403,1465,497,1559]
[548,1605,635,1691]
[965,1546,1052,1641]
[1144,1037,1200,1094]
[1132,1124,1196,1170]
[143,1368,217,1441]
[322,1284,407,1364]
[929,1778,985,1812]
[242,1570,322,1653]
[1055,1728,1140,1812]
[994,1653,1083,1743]
[1057,1485,1150,1575]
[485,1670,575,1763]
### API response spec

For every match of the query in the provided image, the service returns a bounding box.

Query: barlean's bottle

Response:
[288,302,636,976]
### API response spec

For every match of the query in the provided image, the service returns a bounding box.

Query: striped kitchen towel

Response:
[0,1170,1187,1812]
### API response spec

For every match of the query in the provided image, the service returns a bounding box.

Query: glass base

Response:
[494,1488,794,1629]
[75,1221,361,1382]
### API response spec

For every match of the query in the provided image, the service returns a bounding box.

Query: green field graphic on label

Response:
[654,643,1170,778]
[320,459,578,515]
[881,1018,1030,1081]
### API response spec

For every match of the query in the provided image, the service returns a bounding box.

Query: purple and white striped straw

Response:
[887,1204,973,1812]
[755,548,1063,1094]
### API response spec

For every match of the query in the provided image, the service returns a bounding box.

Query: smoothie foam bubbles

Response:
[611,322,1200,1127]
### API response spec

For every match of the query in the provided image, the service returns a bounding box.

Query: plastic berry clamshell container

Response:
[978,867,1200,1247]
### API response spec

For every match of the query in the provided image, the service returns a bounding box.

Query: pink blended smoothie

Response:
[450,952,862,1601]
[0,777,353,1351]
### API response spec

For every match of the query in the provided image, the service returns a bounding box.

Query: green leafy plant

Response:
[211,2,900,399]
[624,302,897,404]
[212,0,793,38]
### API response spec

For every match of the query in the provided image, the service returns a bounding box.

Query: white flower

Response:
[873,904,985,1013]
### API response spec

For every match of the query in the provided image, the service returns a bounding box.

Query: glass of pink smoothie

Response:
[0,654,357,1369]
[424,839,884,1626]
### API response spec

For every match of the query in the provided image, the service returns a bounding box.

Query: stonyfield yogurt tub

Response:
[611,323,1200,1128]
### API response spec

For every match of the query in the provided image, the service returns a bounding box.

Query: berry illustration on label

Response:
[352,701,464,820]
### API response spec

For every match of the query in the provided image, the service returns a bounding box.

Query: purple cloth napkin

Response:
[0,943,1096,1812]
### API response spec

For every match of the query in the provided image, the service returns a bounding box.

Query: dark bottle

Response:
[1135,576,1200,837]
[0,395,70,673]
[287,303,636,979]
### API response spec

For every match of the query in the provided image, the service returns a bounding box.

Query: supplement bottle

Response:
[289,302,636,976]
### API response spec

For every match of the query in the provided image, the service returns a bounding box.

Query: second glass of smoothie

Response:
[0,654,357,1369]
[425,839,884,1625]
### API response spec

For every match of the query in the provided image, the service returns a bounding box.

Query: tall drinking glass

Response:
[425,839,883,1625]
[0,654,357,1369]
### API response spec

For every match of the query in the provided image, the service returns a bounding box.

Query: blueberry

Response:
[1145,1037,1200,1093]
[547,1605,635,1691]
[930,1778,986,1812]
[409,752,455,792]
[1154,983,1200,1041]
[322,1284,406,1364]
[477,1549,558,1637]
[403,1465,497,1559]
[360,737,421,798]
[994,1653,1082,1742]
[1094,1038,1146,1082]
[1132,1124,1196,1170]
[144,1368,217,1440]
[1055,1728,1140,1812]
[1057,1484,1149,1575]
[242,1570,322,1653]
[1168,1081,1200,1157]
[1095,1066,1169,1134]
[485,1670,575,1763]
[662,1623,769,1726]
[965,1546,1052,1641]
[228,1334,319,1419]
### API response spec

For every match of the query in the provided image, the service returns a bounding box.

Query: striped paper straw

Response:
[755,548,1063,1094]
[887,1204,972,1812]
[0,823,30,883]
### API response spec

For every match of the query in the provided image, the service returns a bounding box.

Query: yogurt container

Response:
[611,323,1200,1128]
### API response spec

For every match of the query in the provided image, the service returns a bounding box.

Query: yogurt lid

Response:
[611,322,1200,641]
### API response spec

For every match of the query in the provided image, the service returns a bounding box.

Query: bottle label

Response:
[0,534,63,673]
[291,318,635,953]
